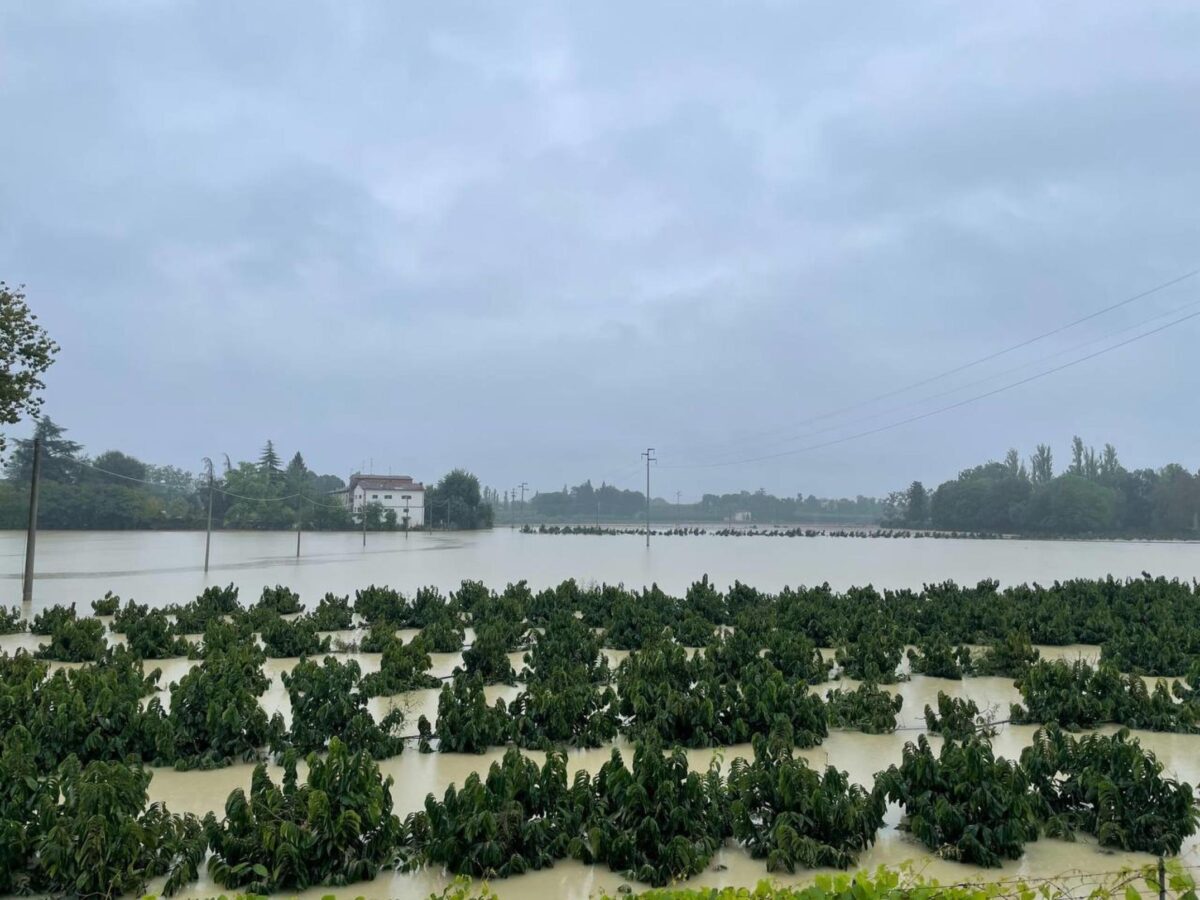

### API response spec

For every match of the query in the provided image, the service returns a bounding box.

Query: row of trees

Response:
[528,479,883,524]
[0,419,493,531]
[885,437,1200,536]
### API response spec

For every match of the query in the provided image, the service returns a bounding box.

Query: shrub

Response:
[765,630,829,684]
[30,602,76,635]
[0,605,26,634]
[834,622,904,684]
[1010,660,1197,732]
[307,592,354,630]
[110,597,153,633]
[35,616,108,662]
[1023,724,1200,855]
[673,613,715,647]
[167,583,239,633]
[973,631,1040,678]
[434,674,512,753]
[255,584,304,615]
[877,735,1040,867]
[825,683,904,734]
[906,635,972,679]
[510,672,619,749]
[361,636,441,696]
[411,748,587,877]
[575,742,727,886]
[0,727,206,897]
[521,610,611,685]
[422,614,466,652]
[1,648,174,770]
[124,609,192,659]
[91,590,121,615]
[258,613,332,658]
[354,584,409,625]
[459,622,517,685]
[281,656,405,758]
[728,735,884,871]
[169,642,283,770]
[923,692,995,740]
[193,615,256,658]
[205,738,402,892]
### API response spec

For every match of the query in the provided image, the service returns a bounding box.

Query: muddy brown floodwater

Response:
[4,529,1200,898]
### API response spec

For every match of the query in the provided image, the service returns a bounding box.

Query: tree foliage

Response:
[205,738,402,892]
[877,736,1040,867]
[0,282,58,460]
[728,736,884,872]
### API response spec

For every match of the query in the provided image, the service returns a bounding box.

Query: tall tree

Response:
[259,441,281,481]
[89,450,148,484]
[1069,436,1086,477]
[285,451,308,492]
[0,282,59,459]
[1029,444,1054,485]
[427,469,494,529]
[905,480,929,526]
[5,417,81,483]
[1100,443,1121,477]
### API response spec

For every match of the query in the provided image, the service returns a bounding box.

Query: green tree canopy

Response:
[0,282,58,460]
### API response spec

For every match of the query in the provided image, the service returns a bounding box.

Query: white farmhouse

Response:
[335,474,426,527]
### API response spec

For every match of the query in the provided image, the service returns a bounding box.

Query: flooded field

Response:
[4,528,1200,898]
[5,527,1200,612]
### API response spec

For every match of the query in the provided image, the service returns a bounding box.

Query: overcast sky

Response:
[2,1,1198,500]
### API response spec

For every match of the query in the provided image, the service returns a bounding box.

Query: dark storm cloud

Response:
[1,1,1198,498]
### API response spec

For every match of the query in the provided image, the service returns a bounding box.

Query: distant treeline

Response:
[885,437,1200,537]
[0,418,492,531]
[525,480,883,524]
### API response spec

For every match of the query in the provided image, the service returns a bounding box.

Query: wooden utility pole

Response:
[642,448,656,548]
[295,496,303,558]
[202,457,214,573]
[21,437,41,605]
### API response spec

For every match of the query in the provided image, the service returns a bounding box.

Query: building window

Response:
[402,494,411,500]
[384,494,393,499]
[372,494,379,499]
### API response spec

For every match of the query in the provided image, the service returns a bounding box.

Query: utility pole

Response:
[21,437,41,606]
[295,496,303,558]
[404,497,410,538]
[676,490,682,528]
[202,457,214,573]
[511,487,517,529]
[518,482,528,527]
[642,448,656,548]
[361,488,367,548]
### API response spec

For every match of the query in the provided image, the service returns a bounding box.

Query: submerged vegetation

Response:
[3,573,1200,895]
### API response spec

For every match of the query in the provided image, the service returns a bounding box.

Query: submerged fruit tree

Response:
[205,738,402,892]
[728,735,885,872]
[877,735,1040,867]
[1022,724,1200,855]
[410,748,588,877]
[574,742,728,886]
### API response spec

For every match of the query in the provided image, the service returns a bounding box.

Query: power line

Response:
[668,266,1200,463]
[662,305,1200,470]
[685,291,1200,467]
[62,456,347,507]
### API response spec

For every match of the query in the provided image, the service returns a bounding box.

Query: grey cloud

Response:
[1,0,1198,498]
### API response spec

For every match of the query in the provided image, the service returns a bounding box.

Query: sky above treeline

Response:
[1,2,1198,500]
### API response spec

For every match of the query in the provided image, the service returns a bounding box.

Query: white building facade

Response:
[338,474,426,527]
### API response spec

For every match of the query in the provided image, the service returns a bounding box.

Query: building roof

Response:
[348,474,425,492]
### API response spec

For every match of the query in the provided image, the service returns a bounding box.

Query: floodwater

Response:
[4,528,1200,899]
